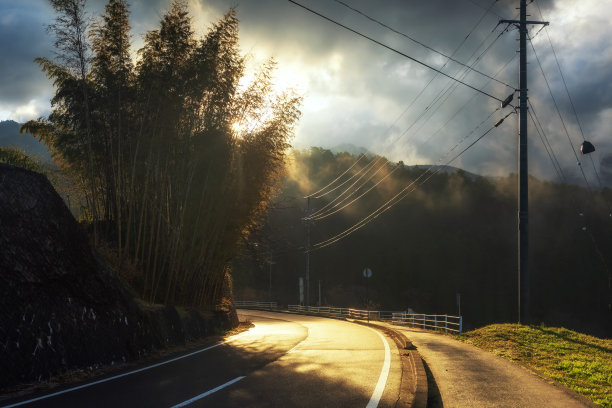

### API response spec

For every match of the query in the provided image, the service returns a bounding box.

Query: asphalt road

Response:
[394,326,596,408]
[1,310,401,408]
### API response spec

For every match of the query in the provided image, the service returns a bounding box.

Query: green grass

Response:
[459,324,611,407]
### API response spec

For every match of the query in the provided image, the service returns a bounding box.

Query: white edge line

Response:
[1,330,253,408]
[365,327,391,408]
[170,376,246,408]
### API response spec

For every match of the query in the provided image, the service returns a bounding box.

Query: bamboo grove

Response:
[22,0,302,309]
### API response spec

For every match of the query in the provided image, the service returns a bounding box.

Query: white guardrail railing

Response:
[235,302,463,334]
[234,301,278,310]
[286,305,463,335]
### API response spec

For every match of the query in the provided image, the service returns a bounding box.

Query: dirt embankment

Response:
[0,163,237,390]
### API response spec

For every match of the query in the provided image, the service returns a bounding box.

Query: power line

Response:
[312,110,512,250]
[417,52,517,151]
[532,0,604,190]
[302,0,511,221]
[410,27,513,151]
[462,0,505,19]
[308,157,384,217]
[306,26,515,225]
[528,100,566,181]
[311,155,377,200]
[528,37,593,191]
[309,161,401,221]
[287,0,504,103]
[331,0,513,89]
[304,0,508,203]
[304,153,366,198]
[312,123,499,250]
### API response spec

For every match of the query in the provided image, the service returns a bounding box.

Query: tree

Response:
[28,0,302,310]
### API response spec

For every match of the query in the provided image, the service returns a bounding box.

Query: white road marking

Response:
[1,330,252,408]
[170,376,246,407]
[287,327,310,353]
[365,327,391,408]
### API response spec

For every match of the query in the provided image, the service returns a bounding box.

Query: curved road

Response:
[1,310,401,408]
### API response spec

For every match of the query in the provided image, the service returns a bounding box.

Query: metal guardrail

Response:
[234,301,278,310]
[390,312,463,334]
[287,305,463,334]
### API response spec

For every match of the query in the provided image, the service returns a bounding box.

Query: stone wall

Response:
[0,164,236,389]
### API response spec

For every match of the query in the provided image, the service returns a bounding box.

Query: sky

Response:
[1,0,611,184]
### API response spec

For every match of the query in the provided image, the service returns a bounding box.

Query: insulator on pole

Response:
[501,93,514,108]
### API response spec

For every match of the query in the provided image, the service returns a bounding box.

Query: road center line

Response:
[365,327,391,408]
[1,330,252,408]
[170,376,246,408]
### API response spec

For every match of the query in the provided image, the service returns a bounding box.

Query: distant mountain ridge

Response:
[329,143,372,157]
[326,142,612,187]
[327,143,482,180]
[0,120,51,160]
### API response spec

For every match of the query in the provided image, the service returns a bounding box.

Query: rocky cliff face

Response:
[0,164,236,389]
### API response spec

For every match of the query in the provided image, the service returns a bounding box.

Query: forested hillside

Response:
[233,148,612,337]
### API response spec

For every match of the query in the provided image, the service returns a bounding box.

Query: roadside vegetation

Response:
[460,324,611,407]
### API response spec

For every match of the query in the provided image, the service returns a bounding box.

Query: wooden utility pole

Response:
[501,0,548,324]
[306,197,311,307]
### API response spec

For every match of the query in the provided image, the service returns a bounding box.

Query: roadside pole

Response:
[500,0,547,324]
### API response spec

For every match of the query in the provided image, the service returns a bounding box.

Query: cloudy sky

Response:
[1,0,611,184]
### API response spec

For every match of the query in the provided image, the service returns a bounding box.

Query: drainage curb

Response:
[351,320,428,408]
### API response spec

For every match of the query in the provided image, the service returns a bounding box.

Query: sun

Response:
[231,121,244,134]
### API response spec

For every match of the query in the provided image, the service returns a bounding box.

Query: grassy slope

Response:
[460,324,611,407]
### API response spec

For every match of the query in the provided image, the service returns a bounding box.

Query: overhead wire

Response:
[287,0,504,103]
[528,38,593,191]
[308,161,401,221]
[366,0,509,164]
[462,0,505,19]
[311,155,378,199]
[531,0,610,295]
[313,122,505,250]
[310,50,515,223]
[308,157,387,218]
[331,0,513,89]
[303,3,500,206]
[304,153,366,198]
[532,0,604,190]
[375,3,517,162]
[417,51,517,151]
[528,100,566,181]
[411,24,514,151]
[312,109,513,250]
[311,106,507,222]
[302,0,514,224]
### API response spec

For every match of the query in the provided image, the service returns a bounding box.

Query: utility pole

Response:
[501,0,548,324]
[269,260,272,302]
[305,197,311,307]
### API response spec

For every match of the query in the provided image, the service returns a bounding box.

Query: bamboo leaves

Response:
[35,0,302,309]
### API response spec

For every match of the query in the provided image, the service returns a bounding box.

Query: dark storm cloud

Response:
[0,1,54,106]
[1,0,610,183]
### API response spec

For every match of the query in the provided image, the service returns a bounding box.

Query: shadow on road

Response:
[421,359,443,408]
